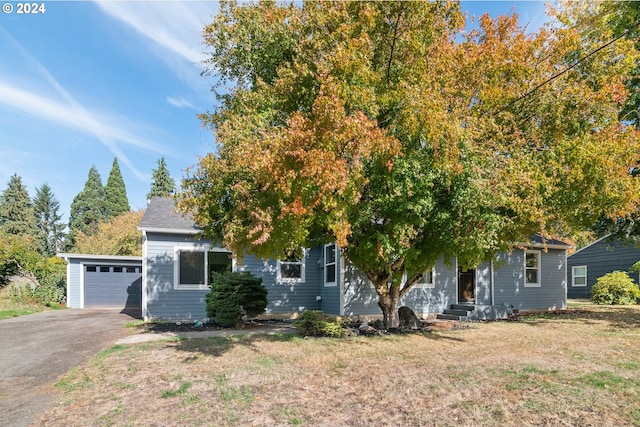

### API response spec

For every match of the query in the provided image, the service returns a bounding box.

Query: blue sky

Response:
[0,1,549,223]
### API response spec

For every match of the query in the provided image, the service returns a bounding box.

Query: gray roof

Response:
[137,197,200,233]
[528,234,572,249]
[57,253,142,262]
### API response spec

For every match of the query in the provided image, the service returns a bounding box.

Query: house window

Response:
[324,244,337,286]
[572,266,587,287]
[99,266,110,273]
[277,253,305,283]
[86,265,97,272]
[416,268,435,288]
[525,250,541,287]
[178,251,206,287]
[113,267,123,273]
[208,251,233,280]
[175,246,233,290]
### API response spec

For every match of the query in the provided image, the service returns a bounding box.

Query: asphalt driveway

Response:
[0,309,136,427]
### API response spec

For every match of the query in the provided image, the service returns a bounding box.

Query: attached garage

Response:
[58,254,142,317]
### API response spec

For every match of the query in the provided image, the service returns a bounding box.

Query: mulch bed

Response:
[135,319,292,334]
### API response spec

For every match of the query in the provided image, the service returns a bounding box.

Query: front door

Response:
[458,267,476,303]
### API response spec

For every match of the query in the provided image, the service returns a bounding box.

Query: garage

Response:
[84,264,141,309]
[58,254,143,317]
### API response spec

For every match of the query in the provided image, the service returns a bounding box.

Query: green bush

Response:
[11,279,66,306]
[205,272,268,327]
[591,271,640,305]
[293,310,349,338]
[9,256,67,306]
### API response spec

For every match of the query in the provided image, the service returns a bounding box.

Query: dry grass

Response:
[36,304,640,426]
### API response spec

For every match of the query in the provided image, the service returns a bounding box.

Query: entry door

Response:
[458,267,476,303]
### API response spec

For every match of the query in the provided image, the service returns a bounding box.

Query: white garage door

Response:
[84,264,142,311]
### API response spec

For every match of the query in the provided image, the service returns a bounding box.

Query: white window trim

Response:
[173,244,234,290]
[572,265,587,287]
[324,243,337,287]
[414,268,436,289]
[524,250,541,287]
[277,254,306,283]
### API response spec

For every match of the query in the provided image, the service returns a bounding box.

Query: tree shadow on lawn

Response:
[164,328,467,360]
[516,305,640,331]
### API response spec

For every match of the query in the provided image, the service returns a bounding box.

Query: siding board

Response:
[493,249,566,309]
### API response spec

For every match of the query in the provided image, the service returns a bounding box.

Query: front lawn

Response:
[37,304,640,426]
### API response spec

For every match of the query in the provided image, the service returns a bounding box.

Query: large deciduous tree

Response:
[147,158,176,199]
[0,174,36,236]
[105,158,130,218]
[74,210,143,256]
[33,183,66,256]
[180,1,640,328]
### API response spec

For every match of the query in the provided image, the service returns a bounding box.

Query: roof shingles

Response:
[137,197,200,233]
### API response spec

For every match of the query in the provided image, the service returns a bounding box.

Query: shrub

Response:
[9,256,67,306]
[591,271,640,305]
[205,272,268,328]
[293,310,349,338]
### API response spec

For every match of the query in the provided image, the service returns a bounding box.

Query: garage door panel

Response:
[84,265,142,309]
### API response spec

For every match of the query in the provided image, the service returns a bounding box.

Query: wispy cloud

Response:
[93,1,218,93]
[167,96,196,109]
[0,26,174,181]
[94,1,213,65]
[0,82,168,181]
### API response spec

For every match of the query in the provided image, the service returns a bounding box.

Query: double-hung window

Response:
[277,253,305,283]
[324,243,337,286]
[175,246,232,290]
[572,266,587,287]
[524,250,541,287]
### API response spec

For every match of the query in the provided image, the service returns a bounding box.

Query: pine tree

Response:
[105,158,130,218]
[69,166,107,240]
[147,158,176,199]
[33,183,66,256]
[0,174,36,236]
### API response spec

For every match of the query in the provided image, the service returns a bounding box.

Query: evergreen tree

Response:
[69,166,107,240]
[147,158,176,199]
[105,158,130,218]
[33,183,66,256]
[0,174,36,236]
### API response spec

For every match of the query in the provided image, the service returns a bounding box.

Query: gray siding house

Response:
[567,236,640,299]
[136,197,570,322]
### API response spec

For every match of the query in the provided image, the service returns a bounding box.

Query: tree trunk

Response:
[377,284,401,329]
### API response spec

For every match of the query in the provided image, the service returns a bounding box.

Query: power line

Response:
[493,20,640,117]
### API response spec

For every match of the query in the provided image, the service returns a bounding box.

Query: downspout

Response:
[339,253,345,316]
[563,249,568,309]
[141,230,148,321]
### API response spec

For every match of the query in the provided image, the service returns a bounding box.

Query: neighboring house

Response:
[567,236,640,299]
[129,197,570,321]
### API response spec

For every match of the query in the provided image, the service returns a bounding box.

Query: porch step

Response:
[443,309,471,317]
[436,304,476,321]
[436,313,468,321]
[450,304,475,312]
